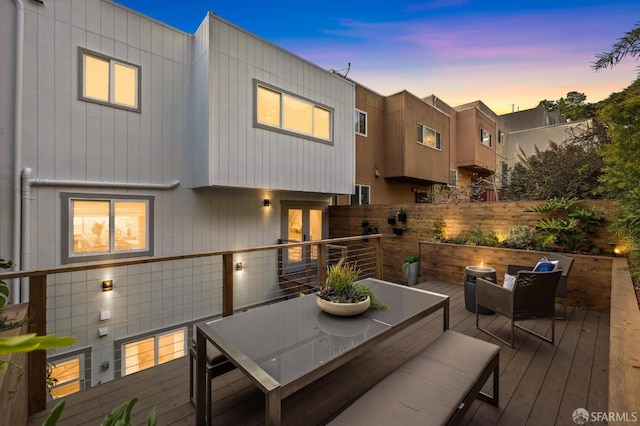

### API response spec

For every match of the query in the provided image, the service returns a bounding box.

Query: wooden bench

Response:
[328,330,500,425]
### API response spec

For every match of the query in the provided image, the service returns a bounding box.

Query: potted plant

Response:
[392,225,409,235]
[387,213,397,225]
[397,208,407,223]
[317,260,386,316]
[403,255,419,286]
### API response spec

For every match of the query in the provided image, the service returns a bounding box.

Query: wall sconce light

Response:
[235,262,243,271]
[263,199,270,207]
[102,279,113,292]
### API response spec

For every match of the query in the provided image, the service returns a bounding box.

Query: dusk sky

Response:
[116,1,640,115]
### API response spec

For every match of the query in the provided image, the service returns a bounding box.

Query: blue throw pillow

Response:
[533,257,559,272]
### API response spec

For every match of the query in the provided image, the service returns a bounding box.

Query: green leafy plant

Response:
[503,225,538,250]
[431,218,447,242]
[525,197,606,252]
[464,227,486,246]
[404,255,419,264]
[403,255,419,284]
[44,397,157,426]
[0,259,11,311]
[318,260,386,310]
[485,231,503,248]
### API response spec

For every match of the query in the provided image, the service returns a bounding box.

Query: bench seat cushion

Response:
[329,330,499,425]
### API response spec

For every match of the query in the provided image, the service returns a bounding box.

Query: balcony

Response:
[0,235,635,424]
[26,279,611,425]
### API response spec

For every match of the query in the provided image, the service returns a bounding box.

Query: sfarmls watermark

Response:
[572,408,638,424]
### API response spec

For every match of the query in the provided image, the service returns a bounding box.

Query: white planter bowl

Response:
[316,296,370,316]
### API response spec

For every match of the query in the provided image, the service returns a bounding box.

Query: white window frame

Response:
[480,128,492,148]
[498,131,505,145]
[121,327,187,376]
[61,193,154,264]
[79,48,141,112]
[417,123,441,150]
[254,80,334,144]
[351,185,370,205]
[355,109,367,136]
[449,169,458,187]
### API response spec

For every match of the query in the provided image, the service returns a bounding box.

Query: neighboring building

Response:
[0,0,354,391]
[502,105,591,168]
[335,86,507,206]
[336,84,452,206]
[453,100,509,191]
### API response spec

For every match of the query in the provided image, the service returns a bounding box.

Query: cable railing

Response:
[0,234,383,415]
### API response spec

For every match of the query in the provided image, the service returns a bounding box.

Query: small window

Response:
[501,162,508,185]
[498,131,505,145]
[355,109,367,136]
[48,353,86,399]
[480,128,492,147]
[79,48,141,112]
[123,329,186,376]
[351,185,370,205]
[449,169,458,187]
[255,81,333,143]
[417,123,441,150]
[61,193,154,263]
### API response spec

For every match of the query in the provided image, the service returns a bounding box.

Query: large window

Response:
[355,109,367,136]
[417,123,441,150]
[122,329,186,375]
[79,48,141,112]
[61,193,154,263]
[480,128,492,147]
[255,81,333,143]
[351,185,370,205]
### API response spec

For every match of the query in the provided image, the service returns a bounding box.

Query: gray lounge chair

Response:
[476,270,562,348]
[507,252,574,319]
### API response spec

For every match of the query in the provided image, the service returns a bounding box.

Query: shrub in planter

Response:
[503,225,538,250]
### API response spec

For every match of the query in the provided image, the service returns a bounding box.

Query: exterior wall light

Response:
[235,262,243,271]
[102,279,113,292]
[263,199,270,207]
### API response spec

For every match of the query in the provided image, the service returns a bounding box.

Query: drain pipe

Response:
[11,0,24,304]
[21,168,180,301]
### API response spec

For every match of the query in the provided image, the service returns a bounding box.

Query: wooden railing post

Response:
[375,236,383,280]
[318,243,327,286]
[222,254,234,317]
[28,274,47,415]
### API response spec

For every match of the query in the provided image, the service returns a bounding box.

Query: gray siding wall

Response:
[3,0,334,386]
[0,0,16,263]
[189,14,356,193]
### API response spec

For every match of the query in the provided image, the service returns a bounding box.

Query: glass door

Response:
[282,204,325,273]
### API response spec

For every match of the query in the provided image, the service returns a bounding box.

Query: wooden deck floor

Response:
[28,281,609,426]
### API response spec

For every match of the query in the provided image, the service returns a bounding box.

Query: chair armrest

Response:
[476,277,513,315]
[507,264,533,275]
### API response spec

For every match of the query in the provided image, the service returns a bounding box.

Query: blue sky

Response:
[116,1,640,114]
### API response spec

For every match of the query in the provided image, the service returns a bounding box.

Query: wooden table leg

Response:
[265,387,282,426]
[196,328,208,426]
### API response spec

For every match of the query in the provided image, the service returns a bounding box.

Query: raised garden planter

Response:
[418,242,613,312]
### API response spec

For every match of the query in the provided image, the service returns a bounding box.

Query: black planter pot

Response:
[387,218,396,225]
[398,213,407,223]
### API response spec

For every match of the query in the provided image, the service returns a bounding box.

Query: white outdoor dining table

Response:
[195,278,450,425]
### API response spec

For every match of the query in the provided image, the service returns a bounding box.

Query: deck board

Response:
[28,281,609,426]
